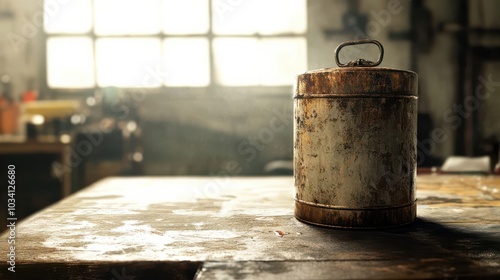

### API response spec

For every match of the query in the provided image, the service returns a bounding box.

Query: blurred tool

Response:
[0,74,20,135]
[24,100,80,140]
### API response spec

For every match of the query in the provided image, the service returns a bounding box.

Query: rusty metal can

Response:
[294,40,418,228]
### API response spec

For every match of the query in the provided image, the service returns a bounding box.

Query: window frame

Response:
[41,0,308,97]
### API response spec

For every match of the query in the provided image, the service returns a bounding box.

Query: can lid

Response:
[295,40,418,98]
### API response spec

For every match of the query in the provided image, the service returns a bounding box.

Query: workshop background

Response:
[0,0,500,222]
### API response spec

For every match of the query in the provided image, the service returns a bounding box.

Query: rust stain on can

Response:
[294,51,418,228]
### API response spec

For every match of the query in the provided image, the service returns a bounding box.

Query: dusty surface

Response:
[1,175,499,279]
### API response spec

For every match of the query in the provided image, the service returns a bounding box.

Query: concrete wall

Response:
[469,1,500,145]
[0,0,42,98]
[140,90,294,175]
[1,0,499,176]
[417,0,460,160]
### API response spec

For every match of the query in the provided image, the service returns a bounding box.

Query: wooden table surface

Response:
[1,175,500,279]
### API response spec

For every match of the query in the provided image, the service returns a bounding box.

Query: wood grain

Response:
[0,175,499,279]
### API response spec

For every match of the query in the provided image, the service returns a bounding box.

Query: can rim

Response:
[300,67,417,76]
[295,66,418,97]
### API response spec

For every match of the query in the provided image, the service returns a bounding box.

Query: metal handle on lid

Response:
[335,39,384,67]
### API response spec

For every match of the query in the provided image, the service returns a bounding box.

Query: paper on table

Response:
[441,156,490,173]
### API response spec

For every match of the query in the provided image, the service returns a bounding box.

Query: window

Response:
[44,0,307,89]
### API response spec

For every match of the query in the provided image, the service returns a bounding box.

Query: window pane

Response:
[213,37,307,86]
[258,0,307,35]
[259,38,307,85]
[213,38,259,86]
[212,1,259,35]
[212,0,307,35]
[94,0,161,35]
[163,0,209,34]
[96,38,161,87]
[163,38,209,86]
[44,0,92,34]
[47,37,94,88]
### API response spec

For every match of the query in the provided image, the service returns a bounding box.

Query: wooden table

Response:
[1,175,499,279]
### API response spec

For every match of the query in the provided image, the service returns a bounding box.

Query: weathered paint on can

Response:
[294,50,418,228]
